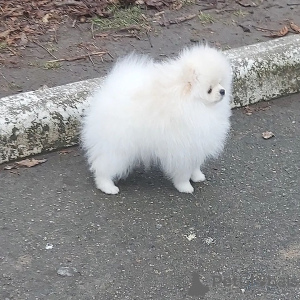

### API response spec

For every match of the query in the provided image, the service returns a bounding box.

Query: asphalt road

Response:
[1,93,300,300]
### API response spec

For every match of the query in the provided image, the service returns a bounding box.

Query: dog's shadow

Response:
[117,166,173,194]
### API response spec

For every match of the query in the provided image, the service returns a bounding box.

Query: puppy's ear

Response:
[182,66,197,95]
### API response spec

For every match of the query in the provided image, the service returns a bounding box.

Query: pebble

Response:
[156,224,162,229]
[57,266,78,277]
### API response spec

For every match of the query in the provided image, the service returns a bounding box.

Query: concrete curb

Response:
[1,35,300,164]
[228,34,300,107]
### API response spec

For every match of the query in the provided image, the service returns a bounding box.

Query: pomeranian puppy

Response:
[81,45,232,194]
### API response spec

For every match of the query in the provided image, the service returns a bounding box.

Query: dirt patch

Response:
[0,0,299,97]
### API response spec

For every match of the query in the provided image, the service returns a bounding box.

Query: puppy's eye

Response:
[208,87,212,94]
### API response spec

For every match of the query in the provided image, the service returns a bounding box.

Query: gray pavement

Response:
[1,93,300,300]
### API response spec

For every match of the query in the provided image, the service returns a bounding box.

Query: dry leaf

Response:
[59,149,73,155]
[42,13,51,23]
[290,21,300,33]
[4,165,17,170]
[267,25,289,38]
[244,106,253,115]
[16,158,47,168]
[0,29,11,39]
[239,24,251,32]
[19,32,28,46]
[236,0,257,7]
[144,0,164,8]
[281,245,300,260]
[262,131,274,139]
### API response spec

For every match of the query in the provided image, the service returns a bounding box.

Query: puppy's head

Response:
[178,45,232,105]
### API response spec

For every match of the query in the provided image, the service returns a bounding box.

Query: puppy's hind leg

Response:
[161,160,194,193]
[172,174,194,194]
[91,155,130,195]
[94,176,119,195]
[191,168,206,183]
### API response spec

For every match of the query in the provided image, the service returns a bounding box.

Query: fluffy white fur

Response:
[81,45,232,194]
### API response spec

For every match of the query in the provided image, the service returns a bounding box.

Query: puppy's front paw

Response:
[174,181,194,193]
[191,169,206,182]
[95,177,119,195]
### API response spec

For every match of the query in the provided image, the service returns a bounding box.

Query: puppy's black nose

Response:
[220,89,225,96]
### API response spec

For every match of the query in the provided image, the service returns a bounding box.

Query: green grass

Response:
[46,43,57,54]
[0,42,8,52]
[233,10,249,18]
[92,5,146,31]
[198,12,215,24]
[179,0,196,5]
[43,61,61,69]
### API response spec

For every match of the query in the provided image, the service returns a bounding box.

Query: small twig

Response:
[161,14,169,27]
[91,43,99,50]
[141,13,149,22]
[107,52,114,59]
[236,0,257,7]
[252,25,278,32]
[83,45,96,67]
[32,40,58,59]
[113,34,141,40]
[7,47,18,56]
[53,28,58,43]
[170,13,197,24]
[47,51,107,63]
[146,31,153,48]
[96,33,125,38]
[95,33,109,38]
[154,11,165,16]
[196,1,218,10]
[88,54,95,67]
[112,34,139,38]
[217,8,236,12]
[0,71,10,84]
[161,14,197,26]
[196,5,217,11]
[287,3,300,6]
[118,25,143,32]
[54,0,87,7]
[91,22,95,39]
[238,24,250,32]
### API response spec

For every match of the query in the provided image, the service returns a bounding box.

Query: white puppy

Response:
[81,45,232,194]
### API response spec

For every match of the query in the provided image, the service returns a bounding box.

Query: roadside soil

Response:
[0,0,299,98]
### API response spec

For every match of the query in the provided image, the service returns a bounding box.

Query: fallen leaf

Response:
[281,244,300,260]
[262,131,274,139]
[79,16,86,23]
[185,233,196,241]
[253,25,271,32]
[204,237,215,245]
[238,24,251,32]
[95,33,109,38]
[244,106,253,115]
[19,32,28,46]
[10,170,20,175]
[4,165,17,170]
[0,29,12,39]
[290,21,300,33]
[144,0,164,8]
[267,25,289,38]
[16,158,47,168]
[236,0,257,7]
[42,13,51,23]
[59,149,73,155]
